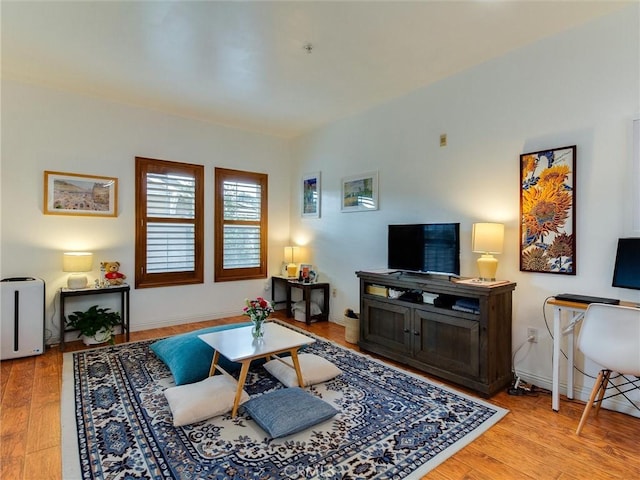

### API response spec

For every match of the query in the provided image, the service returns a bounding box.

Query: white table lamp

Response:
[63,252,93,289]
[472,223,504,281]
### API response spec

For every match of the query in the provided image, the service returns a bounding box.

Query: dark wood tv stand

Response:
[357,271,516,396]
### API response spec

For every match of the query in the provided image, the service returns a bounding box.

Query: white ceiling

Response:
[1,1,630,138]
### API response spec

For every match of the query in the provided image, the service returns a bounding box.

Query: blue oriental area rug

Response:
[62,324,507,479]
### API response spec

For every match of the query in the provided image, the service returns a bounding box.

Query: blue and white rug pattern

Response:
[64,328,507,479]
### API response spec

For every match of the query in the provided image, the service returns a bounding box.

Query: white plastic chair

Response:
[575,303,640,435]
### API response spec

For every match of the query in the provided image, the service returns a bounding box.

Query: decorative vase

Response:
[251,317,265,339]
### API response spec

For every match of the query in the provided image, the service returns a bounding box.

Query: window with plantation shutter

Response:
[215,167,268,282]
[135,157,204,288]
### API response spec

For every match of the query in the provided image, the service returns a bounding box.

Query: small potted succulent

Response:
[66,305,122,345]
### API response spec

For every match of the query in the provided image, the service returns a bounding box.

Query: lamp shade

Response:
[472,223,504,254]
[63,252,93,272]
[284,246,296,264]
[63,252,93,289]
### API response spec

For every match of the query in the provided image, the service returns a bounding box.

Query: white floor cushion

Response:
[263,353,342,387]
[164,375,249,426]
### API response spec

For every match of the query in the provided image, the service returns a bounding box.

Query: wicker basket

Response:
[344,314,360,344]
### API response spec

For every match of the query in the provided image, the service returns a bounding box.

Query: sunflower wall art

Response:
[520,145,576,274]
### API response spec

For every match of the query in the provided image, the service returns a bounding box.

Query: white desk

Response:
[548,297,638,411]
[548,298,587,412]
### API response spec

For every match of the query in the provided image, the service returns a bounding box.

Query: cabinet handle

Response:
[403,328,410,333]
[413,331,420,336]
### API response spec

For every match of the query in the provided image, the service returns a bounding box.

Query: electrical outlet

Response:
[527,327,538,343]
[332,288,337,297]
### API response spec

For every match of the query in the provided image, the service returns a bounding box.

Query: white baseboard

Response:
[130,311,240,332]
[47,310,241,346]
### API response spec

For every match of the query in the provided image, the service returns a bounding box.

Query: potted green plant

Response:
[66,305,122,346]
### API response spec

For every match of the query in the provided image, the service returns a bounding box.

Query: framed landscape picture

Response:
[341,171,378,212]
[519,146,576,274]
[44,171,118,217]
[302,172,320,218]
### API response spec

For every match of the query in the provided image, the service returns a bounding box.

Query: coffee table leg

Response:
[290,349,305,387]
[208,350,220,377]
[232,360,251,418]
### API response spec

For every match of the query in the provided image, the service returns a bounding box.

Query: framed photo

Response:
[299,263,313,281]
[519,146,576,274]
[302,172,321,218]
[341,171,378,212]
[44,171,118,217]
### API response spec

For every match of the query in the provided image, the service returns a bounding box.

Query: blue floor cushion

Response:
[242,387,338,438]
[150,322,251,385]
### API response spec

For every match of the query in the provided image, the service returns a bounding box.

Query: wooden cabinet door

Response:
[361,298,411,355]
[412,307,480,378]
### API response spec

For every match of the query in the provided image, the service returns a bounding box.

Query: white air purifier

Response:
[1,277,45,360]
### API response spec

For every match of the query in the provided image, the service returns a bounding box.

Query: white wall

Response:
[1,81,292,343]
[290,6,640,411]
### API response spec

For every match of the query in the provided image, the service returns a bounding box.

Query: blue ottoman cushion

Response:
[150,322,251,385]
[242,387,338,438]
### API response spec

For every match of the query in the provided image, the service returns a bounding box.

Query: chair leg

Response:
[593,370,611,416]
[576,370,606,435]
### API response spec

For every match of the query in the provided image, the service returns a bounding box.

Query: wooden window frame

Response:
[214,167,268,282]
[135,157,204,288]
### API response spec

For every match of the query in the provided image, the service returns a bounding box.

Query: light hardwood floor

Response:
[2,313,639,479]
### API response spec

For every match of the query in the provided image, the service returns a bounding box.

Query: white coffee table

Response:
[198,322,316,417]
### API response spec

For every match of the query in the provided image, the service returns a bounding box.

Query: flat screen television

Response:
[612,237,640,290]
[388,223,460,275]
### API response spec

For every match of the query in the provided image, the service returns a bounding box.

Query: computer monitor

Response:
[612,238,640,290]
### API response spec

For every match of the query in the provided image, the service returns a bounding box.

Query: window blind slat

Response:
[223,180,261,221]
[146,222,195,272]
[146,172,196,219]
[222,224,261,269]
[145,169,196,274]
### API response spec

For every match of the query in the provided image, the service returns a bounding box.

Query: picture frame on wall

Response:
[519,145,576,274]
[302,172,321,218]
[341,171,378,212]
[44,170,118,217]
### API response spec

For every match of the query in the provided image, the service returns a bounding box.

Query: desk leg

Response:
[321,284,329,322]
[123,289,130,343]
[232,360,251,418]
[552,307,562,411]
[567,327,574,400]
[271,276,277,304]
[60,294,66,352]
[304,286,312,325]
[290,349,305,387]
[286,284,293,318]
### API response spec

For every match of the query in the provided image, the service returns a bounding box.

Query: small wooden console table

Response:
[271,276,330,324]
[60,284,130,351]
